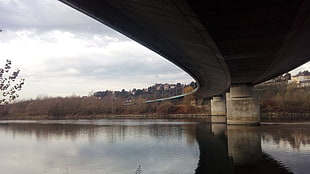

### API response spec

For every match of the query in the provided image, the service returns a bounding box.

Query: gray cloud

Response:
[33,43,191,82]
[0,0,122,37]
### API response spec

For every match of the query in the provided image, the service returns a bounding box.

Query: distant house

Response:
[257,73,290,86]
[290,75,299,83]
[155,84,161,90]
[289,74,310,87]
[164,84,169,90]
[301,80,310,87]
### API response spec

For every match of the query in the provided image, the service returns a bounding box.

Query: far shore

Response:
[0,114,211,121]
[1,112,310,122]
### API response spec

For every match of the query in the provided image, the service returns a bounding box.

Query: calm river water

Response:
[0,120,309,174]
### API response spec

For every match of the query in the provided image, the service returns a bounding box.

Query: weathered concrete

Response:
[226,85,260,125]
[211,116,227,124]
[211,96,227,123]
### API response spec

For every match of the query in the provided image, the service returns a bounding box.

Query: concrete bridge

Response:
[59,0,310,124]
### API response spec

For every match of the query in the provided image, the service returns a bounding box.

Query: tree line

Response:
[0,86,205,119]
[1,65,310,119]
[1,82,310,119]
[258,83,310,113]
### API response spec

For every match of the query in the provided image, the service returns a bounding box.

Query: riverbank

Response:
[261,112,310,122]
[1,113,310,122]
[0,113,212,121]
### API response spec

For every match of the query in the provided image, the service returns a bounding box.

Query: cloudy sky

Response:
[0,0,194,100]
[0,0,309,100]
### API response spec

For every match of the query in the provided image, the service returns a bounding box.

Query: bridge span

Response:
[59,0,310,124]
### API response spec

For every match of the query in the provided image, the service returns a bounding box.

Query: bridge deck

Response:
[59,0,310,98]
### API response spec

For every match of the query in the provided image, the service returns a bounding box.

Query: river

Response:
[0,120,309,174]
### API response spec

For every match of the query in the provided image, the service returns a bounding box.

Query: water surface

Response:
[0,120,309,174]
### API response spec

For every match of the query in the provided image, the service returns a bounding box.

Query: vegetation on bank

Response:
[258,84,310,113]
[0,95,206,119]
[0,81,309,119]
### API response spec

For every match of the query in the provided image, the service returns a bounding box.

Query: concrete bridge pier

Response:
[226,85,260,125]
[211,96,227,123]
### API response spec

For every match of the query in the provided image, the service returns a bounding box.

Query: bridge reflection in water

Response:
[195,124,293,174]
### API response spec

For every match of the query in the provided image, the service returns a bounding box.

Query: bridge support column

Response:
[211,96,227,123]
[226,85,260,125]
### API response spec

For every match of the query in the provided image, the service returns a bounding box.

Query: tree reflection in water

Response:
[0,120,309,174]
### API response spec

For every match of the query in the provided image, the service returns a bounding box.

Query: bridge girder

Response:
[59,0,310,98]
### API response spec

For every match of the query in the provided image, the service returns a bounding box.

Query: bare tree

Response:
[0,59,25,105]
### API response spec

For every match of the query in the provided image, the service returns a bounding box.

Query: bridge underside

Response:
[59,0,310,98]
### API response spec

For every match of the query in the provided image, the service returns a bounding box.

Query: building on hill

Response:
[256,70,310,88]
[289,74,310,87]
[256,73,291,87]
[94,82,193,102]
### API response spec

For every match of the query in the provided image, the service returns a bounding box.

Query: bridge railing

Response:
[124,87,198,105]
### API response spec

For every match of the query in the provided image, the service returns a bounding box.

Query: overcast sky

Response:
[0,0,194,100]
[0,0,309,100]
